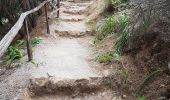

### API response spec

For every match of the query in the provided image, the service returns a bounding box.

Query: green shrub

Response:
[31,37,42,46]
[5,37,42,65]
[138,96,145,100]
[6,46,23,65]
[5,40,25,65]
[96,53,113,63]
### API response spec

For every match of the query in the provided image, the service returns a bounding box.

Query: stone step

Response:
[50,21,94,37]
[73,0,92,3]
[54,21,87,31]
[62,8,85,15]
[61,1,91,8]
[55,30,93,37]
[28,76,111,97]
[60,16,84,22]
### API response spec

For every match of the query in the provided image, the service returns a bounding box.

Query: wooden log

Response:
[45,3,50,34]
[0,0,52,58]
[24,18,33,61]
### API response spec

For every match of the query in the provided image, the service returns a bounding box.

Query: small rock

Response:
[129,80,133,84]
[122,95,127,98]
[102,92,106,96]
[104,70,110,76]
[160,84,166,88]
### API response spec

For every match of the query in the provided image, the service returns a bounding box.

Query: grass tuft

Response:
[96,52,113,63]
[115,15,130,55]
[94,16,116,44]
[136,70,162,96]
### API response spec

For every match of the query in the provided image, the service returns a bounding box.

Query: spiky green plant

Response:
[115,31,128,55]
[93,14,130,55]
[136,70,162,95]
[94,16,116,43]
[117,15,130,34]
[115,15,130,55]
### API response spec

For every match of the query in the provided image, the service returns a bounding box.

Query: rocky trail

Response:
[0,0,120,100]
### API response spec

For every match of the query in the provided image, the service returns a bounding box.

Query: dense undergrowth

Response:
[0,0,45,39]
[93,0,130,56]
[92,0,170,99]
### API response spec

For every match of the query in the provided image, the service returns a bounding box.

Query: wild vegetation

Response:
[92,0,170,99]
[5,37,42,66]
[0,0,44,39]
[0,0,45,66]
[6,40,24,65]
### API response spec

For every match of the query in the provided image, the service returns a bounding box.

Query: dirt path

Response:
[0,0,121,100]
[31,37,100,80]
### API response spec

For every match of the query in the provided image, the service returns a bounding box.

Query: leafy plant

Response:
[138,96,145,100]
[31,37,42,46]
[5,40,24,65]
[6,46,23,65]
[96,52,113,63]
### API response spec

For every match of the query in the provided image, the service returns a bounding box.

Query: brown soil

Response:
[94,33,170,99]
